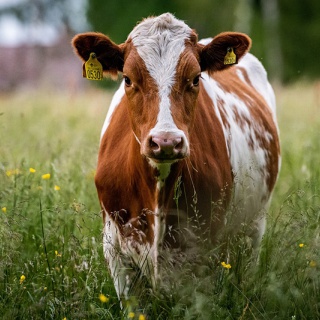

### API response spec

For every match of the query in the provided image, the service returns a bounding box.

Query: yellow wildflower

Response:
[44,287,47,291]
[1,207,7,213]
[299,243,304,248]
[55,250,62,257]
[128,312,135,319]
[42,173,51,180]
[62,318,67,320]
[29,168,36,173]
[309,260,317,267]
[6,169,20,177]
[139,314,146,320]
[20,275,26,284]
[54,185,61,191]
[99,293,109,303]
[221,261,232,269]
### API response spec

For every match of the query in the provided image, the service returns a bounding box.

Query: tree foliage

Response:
[86,0,320,83]
[1,0,319,82]
[278,0,320,82]
[0,0,86,34]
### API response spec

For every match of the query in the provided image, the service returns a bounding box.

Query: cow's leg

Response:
[103,218,132,305]
[248,214,266,250]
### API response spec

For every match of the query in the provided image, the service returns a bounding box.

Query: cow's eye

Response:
[124,76,132,87]
[192,75,200,87]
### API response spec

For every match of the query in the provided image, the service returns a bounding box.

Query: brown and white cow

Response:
[72,13,280,302]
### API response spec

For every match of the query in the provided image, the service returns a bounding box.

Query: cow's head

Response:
[72,13,251,166]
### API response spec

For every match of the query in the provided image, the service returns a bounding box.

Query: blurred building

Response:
[0,33,86,93]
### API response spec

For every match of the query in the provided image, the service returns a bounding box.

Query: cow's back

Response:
[197,52,280,241]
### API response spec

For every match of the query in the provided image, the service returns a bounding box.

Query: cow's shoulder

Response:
[236,53,276,113]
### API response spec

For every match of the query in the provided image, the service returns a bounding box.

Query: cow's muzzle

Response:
[144,131,189,161]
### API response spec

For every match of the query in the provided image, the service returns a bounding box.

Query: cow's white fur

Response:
[102,203,130,300]
[102,202,157,301]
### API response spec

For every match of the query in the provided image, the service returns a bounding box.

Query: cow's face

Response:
[122,18,201,164]
[72,13,251,166]
[122,43,198,163]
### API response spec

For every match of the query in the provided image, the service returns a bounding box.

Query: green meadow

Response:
[0,82,319,319]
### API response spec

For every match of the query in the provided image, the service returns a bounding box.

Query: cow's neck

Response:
[128,135,175,211]
[146,159,182,211]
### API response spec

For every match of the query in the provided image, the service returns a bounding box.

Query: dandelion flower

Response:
[20,275,26,284]
[62,318,67,320]
[139,314,146,320]
[54,185,61,191]
[1,207,6,213]
[221,261,232,269]
[299,243,304,248]
[42,173,51,180]
[128,312,135,319]
[99,293,109,303]
[55,250,62,257]
[29,168,36,173]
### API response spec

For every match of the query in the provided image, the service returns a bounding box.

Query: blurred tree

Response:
[260,0,283,82]
[278,0,320,82]
[87,0,178,43]
[0,0,87,35]
[252,0,320,82]
[4,0,317,82]
[87,0,246,43]
[174,0,238,38]
[86,0,320,83]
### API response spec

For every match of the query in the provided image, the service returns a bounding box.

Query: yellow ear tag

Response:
[224,47,237,65]
[84,52,103,80]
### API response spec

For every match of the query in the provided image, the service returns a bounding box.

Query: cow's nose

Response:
[147,132,188,160]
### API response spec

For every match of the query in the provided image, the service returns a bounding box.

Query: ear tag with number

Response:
[224,47,237,65]
[83,52,103,80]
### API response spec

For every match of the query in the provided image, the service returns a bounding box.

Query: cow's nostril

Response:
[174,139,183,152]
[149,138,160,151]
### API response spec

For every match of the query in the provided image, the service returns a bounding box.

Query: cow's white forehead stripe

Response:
[130,13,192,131]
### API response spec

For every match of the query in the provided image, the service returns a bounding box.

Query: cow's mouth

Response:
[146,153,187,163]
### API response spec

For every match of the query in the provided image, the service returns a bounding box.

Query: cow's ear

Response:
[72,32,124,78]
[199,32,251,74]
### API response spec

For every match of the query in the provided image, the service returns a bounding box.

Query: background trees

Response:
[0,0,319,83]
[86,0,320,83]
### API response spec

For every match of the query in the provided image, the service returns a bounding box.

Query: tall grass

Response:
[0,82,319,319]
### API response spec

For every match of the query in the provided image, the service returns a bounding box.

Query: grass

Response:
[0,82,319,319]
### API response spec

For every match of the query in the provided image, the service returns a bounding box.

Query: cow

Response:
[72,13,280,303]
